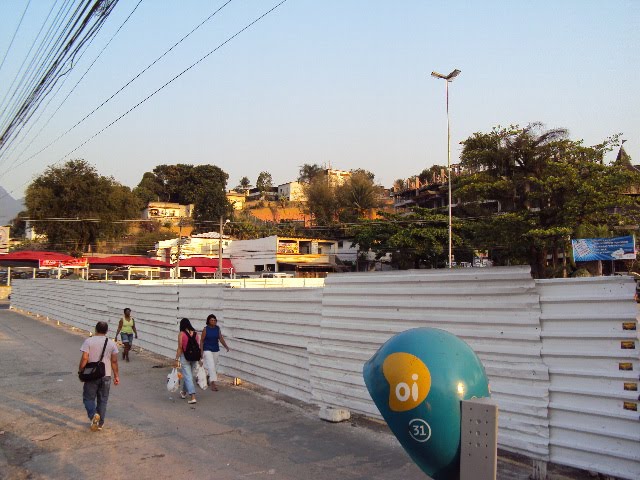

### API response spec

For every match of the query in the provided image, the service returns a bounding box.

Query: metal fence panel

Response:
[537,276,640,480]
[313,266,550,460]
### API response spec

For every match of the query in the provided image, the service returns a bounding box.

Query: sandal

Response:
[188,398,197,404]
[180,391,187,399]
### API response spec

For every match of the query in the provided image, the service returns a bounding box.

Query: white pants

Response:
[202,350,219,381]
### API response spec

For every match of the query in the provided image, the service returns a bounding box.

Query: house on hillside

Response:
[142,202,194,222]
[228,235,338,277]
[226,190,246,210]
[277,181,305,202]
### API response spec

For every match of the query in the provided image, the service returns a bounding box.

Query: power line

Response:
[0,0,289,204]
[0,0,230,179]
[0,0,33,74]
[0,0,119,159]
[0,0,144,178]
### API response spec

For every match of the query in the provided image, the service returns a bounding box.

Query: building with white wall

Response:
[142,202,194,221]
[228,235,338,276]
[277,181,305,202]
[154,232,232,263]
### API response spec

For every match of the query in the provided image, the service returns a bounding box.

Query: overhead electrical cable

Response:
[0,0,33,74]
[0,0,233,175]
[0,0,288,202]
[0,0,75,132]
[0,0,119,159]
[0,0,81,134]
[0,0,145,174]
[0,4,114,168]
[0,0,55,115]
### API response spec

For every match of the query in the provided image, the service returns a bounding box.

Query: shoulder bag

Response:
[79,338,109,382]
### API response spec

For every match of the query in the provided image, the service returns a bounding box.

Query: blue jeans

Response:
[180,355,198,395]
[120,333,134,345]
[82,376,111,425]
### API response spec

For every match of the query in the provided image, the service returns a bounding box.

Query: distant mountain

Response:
[0,186,24,226]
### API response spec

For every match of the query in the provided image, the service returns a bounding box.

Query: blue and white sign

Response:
[572,235,636,262]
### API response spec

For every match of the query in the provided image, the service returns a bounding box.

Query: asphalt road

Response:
[0,303,590,480]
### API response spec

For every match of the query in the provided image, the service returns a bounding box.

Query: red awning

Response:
[87,256,170,267]
[194,267,218,273]
[0,250,79,268]
[174,257,234,271]
[0,250,75,262]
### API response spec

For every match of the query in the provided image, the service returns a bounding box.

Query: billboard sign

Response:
[571,235,636,262]
[39,258,89,268]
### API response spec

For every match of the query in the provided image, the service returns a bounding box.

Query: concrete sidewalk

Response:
[0,304,590,480]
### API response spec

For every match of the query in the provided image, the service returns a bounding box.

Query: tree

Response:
[393,179,406,191]
[418,165,447,185]
[237,176,251,192]
[302,175,338,225]
[298,163,323,183]
[134,164,231,229]
[256,171,273,198]
[336,170,383,222]
[456,123,638,277]
[351,209,454,269]
[190,165,231,226]
[25,160,143,252]
[133,171,162,204]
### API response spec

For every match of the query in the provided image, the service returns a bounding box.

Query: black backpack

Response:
[183,331,201,361]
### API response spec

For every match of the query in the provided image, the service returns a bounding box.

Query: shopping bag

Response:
[195,363,208,390]
[167,367,180,392]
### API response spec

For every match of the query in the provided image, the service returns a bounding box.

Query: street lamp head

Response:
[431,69,461,82]
[447,69,461,80]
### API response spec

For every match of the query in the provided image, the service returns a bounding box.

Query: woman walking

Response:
[200,314,230,391]
[115,308,138,362]
[175,318,200,404]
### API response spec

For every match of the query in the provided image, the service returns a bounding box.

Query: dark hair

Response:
[179,318,195,332]
[206,314,217,325]
[95,321,108,334]
[124,308,131,314]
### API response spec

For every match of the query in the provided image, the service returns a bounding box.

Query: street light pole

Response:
[431,68,461,269]
[218,217,230,279]
[175,219,184,279]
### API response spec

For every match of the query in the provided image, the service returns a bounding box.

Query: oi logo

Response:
[382,352,431,412]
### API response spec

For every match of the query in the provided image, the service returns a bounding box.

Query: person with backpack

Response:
[174,318,201,404]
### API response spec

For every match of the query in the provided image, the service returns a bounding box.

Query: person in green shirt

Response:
[115,308,138,362]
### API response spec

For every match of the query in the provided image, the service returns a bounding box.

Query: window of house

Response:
[266,264,275,272]
[254,265,264,272]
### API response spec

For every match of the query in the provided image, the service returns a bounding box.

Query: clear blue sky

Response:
[0,0,638,199]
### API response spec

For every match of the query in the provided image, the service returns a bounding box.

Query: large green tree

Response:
[298,163,323,183]
[25,160,143,252]
[134,164,231,228]
[336,170,384,222]
[256,171,273,198]
[456,123,639,277]
[302,175,338,225]
[303,169,383,225]
[351,209,454,269]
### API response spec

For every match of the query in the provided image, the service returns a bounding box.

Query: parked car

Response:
[259,272,294,278]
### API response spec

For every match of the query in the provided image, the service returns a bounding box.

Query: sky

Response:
[0,0,638,200]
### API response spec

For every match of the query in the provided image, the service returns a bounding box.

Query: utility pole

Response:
[175,219,183,279]
[218,217,223,279]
